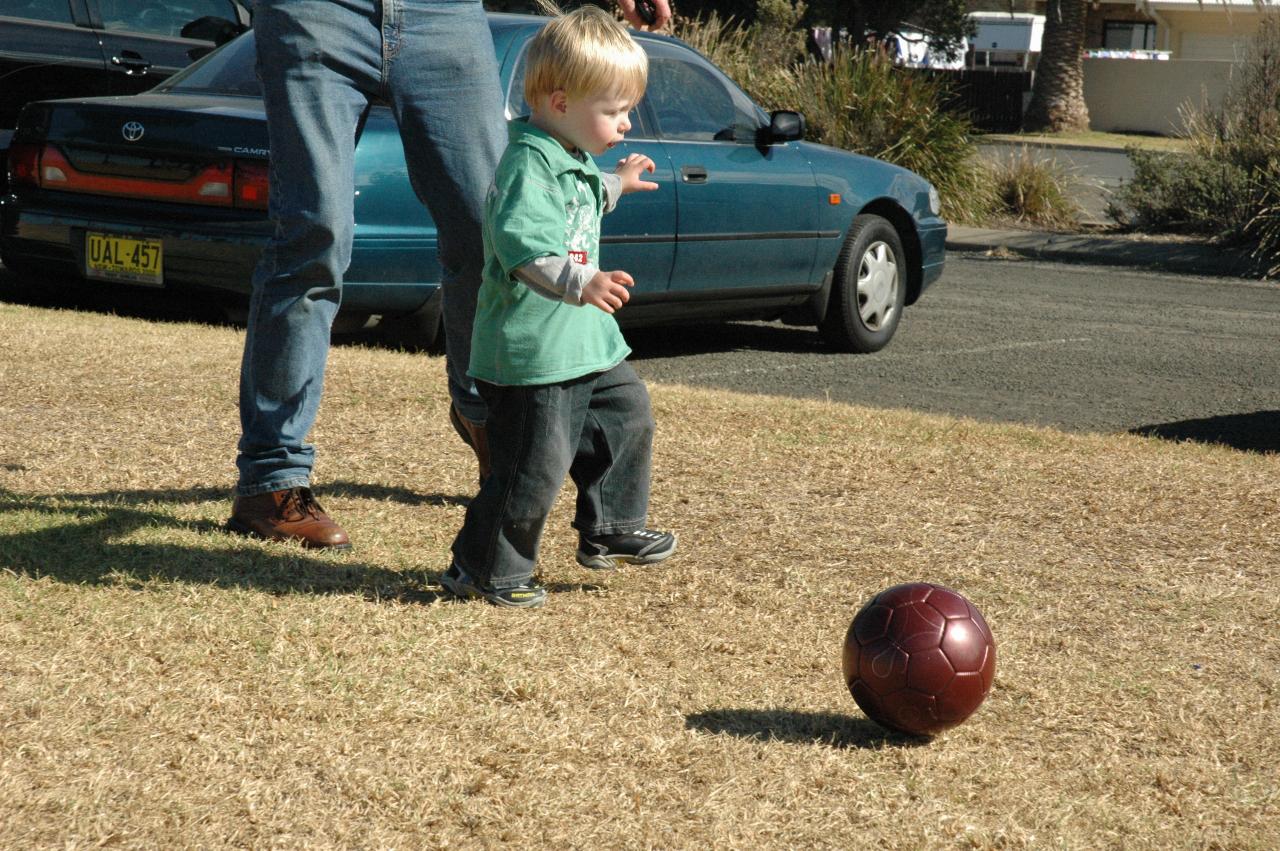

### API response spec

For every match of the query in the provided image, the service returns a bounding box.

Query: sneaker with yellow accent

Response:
[439,563,546,608]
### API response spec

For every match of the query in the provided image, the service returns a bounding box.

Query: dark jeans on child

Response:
[451,361,653,590]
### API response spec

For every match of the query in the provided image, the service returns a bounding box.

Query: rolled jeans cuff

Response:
[574,517,649,536]
[236,475,312,498]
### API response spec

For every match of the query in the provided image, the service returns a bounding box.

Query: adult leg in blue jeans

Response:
[228,0,504,547]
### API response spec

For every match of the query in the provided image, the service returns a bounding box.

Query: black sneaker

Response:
[439,563,547,608]
[576,529,677,570]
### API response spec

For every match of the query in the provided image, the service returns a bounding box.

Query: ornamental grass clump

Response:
[988,146,1082,230]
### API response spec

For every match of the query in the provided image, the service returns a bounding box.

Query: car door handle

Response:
[681,166,708,184]
[111,53,153,76]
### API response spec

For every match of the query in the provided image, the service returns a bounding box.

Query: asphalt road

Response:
[4,253,1279,452]
[626,252,1280,453]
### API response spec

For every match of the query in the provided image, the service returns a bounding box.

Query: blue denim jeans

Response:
[451,362,655,590]
[236,0,505,495]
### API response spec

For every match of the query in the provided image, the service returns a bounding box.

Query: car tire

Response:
[819,214,906,353]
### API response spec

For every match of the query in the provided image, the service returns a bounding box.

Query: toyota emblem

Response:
[121,121,145,142]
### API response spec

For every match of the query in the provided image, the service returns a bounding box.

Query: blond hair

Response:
[523,4,648,105]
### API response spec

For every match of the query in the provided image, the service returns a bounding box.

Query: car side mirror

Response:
[767,110,805,143]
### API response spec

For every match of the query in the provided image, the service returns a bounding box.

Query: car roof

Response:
[487,11,680,46]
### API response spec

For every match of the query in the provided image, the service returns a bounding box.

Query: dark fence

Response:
[916,69,1034,132]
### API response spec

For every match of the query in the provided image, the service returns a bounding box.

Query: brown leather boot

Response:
[449,404,491,483]
[226,487,351,549]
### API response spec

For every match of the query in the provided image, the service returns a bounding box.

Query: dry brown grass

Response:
[1,301,1278,849]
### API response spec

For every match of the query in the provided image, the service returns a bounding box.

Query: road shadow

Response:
[685,708,929,750]
[0,484,473,602]
[4,267,828,358]
[625,321,827,359]
[1130,410,1280,454]
[0,267,419,353]
[1,266,234,328]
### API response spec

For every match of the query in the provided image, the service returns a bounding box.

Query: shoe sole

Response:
[440,570,545,608]
[224,518,353,550]
[575,539,677,571]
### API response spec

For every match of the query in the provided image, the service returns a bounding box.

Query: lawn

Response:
[1,299,1276,849]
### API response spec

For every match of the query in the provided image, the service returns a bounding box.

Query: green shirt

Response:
[469,120,631,386]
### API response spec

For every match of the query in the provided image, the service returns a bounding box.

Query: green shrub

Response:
[1110,148,1255,235]
[988,147,1081,230]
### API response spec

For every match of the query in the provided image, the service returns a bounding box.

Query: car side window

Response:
[645,41,764,143]
[504,39,653,140]
[0,0,73,23]
[97,0,238,38]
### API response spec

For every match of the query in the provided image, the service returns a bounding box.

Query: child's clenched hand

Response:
[581,269,634,313]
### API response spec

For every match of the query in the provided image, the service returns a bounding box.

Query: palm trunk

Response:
[1024,0,1089,132]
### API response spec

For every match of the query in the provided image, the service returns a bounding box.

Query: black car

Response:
[0,0,250,188]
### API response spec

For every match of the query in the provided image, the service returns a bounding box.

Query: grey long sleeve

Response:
[512,172,623,305]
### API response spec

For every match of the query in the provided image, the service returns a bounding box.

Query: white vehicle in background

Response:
[967,11,1045,69]
[885,29,967,70]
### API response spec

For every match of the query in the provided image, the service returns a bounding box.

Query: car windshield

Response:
[155,31,261,97]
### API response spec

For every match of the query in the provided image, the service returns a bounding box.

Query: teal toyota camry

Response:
[1,13,946,353]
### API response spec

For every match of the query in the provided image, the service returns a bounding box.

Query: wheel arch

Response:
[854,198,923,306]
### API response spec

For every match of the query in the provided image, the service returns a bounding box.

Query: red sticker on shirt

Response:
[568,250,588,265]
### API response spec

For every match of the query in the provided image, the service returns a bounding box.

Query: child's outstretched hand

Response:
[615,153,658,195]
[581,269,634,314]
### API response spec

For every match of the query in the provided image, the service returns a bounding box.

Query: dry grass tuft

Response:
[987,147,1083,231]
[1,302,1278,848]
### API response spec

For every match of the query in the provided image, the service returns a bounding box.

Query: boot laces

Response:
[282,487,324,520]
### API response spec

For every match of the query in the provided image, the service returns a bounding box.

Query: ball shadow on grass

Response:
[685,708,930,750]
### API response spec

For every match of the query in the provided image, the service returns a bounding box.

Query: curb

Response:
[976,135,1189,156]
[945,226,1265,279]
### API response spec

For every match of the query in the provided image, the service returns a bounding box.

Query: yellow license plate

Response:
[85,232,163,286]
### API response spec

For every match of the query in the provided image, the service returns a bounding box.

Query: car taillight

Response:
[25,144,269,210]
[6,142,41,188]
[233,160,269,210]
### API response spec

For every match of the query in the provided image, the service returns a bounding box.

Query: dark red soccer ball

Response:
[842,582,996,736]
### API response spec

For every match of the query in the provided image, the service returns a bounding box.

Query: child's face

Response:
[545,88,637,156]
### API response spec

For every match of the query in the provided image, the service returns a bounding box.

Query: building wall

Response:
[1083,57,1234,134]
[1160,9,1264,60]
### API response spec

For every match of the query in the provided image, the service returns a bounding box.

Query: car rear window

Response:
[156,31,261,96]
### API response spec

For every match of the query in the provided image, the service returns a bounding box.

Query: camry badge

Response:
[121,121,145,142]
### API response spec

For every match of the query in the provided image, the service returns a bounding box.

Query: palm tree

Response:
[1023,0,1089,131]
